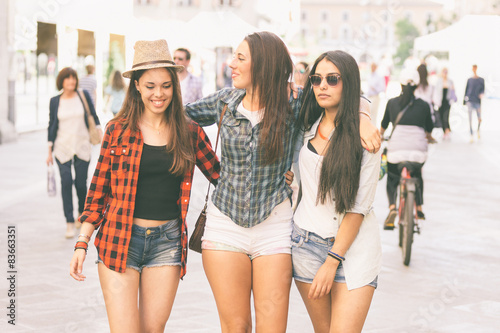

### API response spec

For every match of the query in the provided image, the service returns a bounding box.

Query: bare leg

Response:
[295,280,331,333]
[203,250,252,333]
[252,253,292,333]
[139,265,181,332]
[97,263,140,333]
[329,282,375,333]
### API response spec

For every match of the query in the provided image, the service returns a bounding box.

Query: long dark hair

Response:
[115,67,194,176]
[244,31,294,164]
[417,63,428,89]
[298,50,363,214]
[111,70,126,91]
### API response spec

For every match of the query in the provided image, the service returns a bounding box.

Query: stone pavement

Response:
[1,105,500,332]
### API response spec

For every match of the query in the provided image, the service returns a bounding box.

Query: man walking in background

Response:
[79,65,97,106]
[464,64,485,142]
[174,48,203,104]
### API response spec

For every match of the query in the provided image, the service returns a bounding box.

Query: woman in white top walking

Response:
[47,67,101,238]
[291,50,381,332]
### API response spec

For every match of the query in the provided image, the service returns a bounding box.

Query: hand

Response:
[308,258,339,300]
[46,153,53,166]
[285,170,294,186]
[360,116,381,153]
[287,82,301,99]
[70,249,87,281]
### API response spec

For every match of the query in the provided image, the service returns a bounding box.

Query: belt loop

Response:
[304,230,309,242]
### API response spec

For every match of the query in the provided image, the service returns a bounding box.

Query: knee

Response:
[222,318,252,333]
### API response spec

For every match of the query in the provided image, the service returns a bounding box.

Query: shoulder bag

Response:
[189,105,227,253]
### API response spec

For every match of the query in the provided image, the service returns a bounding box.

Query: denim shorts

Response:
[97,219,182,273]
[291,224,377,288]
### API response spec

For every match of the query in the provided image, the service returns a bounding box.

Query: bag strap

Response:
[202,104,228,207]
[77,90,91,117]
[389,98,414,140]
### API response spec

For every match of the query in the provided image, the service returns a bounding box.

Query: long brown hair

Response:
[244,31,294,164]
[299,51,363,214]
[115,67,194,176]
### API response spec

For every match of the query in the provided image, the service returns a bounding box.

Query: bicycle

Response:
[395,162,422,266]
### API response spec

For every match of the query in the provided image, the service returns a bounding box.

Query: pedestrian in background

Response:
[294,61,309,87]
[46,67,101,238]
[432,67,457,140]
[173,47,203,104]
[292,50,381,333]
[464,64,485,142]
[69,40,220,332]
[185,31,380,333]
[79,64,97,106]
[104,70,127,115]
[366,62,386,126]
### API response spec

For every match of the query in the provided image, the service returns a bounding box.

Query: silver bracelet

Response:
[78,234,91,240]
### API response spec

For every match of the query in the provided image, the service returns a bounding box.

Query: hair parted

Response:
[244,31,294,164]
[114,67,194,176]
[298,50,363,214]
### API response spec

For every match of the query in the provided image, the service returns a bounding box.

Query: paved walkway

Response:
[1,104,500,332]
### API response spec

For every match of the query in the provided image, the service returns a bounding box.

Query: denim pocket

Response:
[291,230,304,248]
[161,224,181,241]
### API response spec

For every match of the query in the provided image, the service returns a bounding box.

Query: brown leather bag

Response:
[188,105,227,253]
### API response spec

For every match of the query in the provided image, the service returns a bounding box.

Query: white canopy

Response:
[414,15,500,99]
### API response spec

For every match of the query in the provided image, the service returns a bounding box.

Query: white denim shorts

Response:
[201,199,293,260]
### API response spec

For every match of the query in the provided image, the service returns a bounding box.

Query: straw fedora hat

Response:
[122,39,184,78]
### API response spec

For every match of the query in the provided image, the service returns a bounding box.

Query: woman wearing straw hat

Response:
[69,39,220,332]
[185,31,380,332]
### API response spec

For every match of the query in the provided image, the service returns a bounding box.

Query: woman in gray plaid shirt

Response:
[185,31,379,332]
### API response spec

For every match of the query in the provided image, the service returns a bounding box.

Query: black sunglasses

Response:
[309,74,342,87]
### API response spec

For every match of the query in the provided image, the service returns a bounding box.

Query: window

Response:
[178,0,193,6]
[301,10,307,21]
[136,0,151,5]
[342,11,350,22]
[339,25,352,41]
[321,10,330,22]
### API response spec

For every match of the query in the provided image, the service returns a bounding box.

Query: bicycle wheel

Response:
[398,196,404,248]
[401,191,415,266]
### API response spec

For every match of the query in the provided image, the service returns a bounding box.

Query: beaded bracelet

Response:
[78,234,91,240]
[76,240,88,246]
[359,110,372,120]
[328,250,345,262]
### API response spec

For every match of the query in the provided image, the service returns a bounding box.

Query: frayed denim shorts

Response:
[97,218,182,273]
[291,224,377,288]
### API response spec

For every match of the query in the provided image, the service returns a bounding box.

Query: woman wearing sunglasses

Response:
[291,50,381,332]
[185,32,379,332]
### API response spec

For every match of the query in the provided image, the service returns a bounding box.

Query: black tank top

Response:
[133,143,182,220]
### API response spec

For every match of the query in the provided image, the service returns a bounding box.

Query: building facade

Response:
[295,0,444,63]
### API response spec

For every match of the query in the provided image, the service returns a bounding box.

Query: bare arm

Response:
[308,213,364,299]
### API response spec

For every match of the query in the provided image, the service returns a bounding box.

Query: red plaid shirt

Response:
[79,119,219,278]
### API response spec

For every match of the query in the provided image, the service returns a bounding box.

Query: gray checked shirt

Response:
[185,88,303,228]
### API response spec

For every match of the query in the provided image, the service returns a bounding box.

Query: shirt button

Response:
[184,199,188,202]
[333,217,337,220]
[146,229,151,235]
[186,182,189,186]
[110,150,115,154]
[122,149,126,153]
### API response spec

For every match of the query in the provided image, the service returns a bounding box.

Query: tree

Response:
[394,19,420,66]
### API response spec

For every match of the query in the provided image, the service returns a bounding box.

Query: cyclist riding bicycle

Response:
[380,68,434,230]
